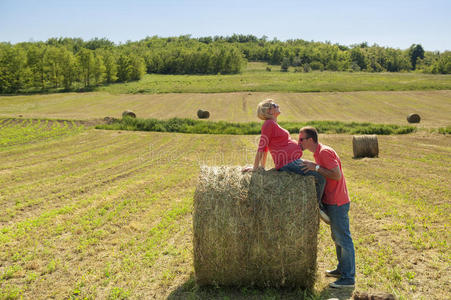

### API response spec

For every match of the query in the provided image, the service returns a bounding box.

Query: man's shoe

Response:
[325,269,341,278]
[329,278,355,289]
[319,209,330,224]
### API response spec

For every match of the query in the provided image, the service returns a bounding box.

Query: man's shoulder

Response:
[317,143,341,168]
[318,144,337,156]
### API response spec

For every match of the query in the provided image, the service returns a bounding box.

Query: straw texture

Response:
[407,113,421,123]
[193,166,319,288]
[197,109,210,119]
[353,135,379,158]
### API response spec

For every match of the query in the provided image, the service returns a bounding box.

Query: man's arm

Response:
[317,165,341,181]
[301,160,342,181]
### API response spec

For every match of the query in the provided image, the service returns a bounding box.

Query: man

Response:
[298,126,355,289]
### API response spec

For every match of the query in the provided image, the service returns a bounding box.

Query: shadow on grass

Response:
[316,286,355,300]
[167,274,354,300]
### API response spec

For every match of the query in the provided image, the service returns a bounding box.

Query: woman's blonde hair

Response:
[257,99,275,120]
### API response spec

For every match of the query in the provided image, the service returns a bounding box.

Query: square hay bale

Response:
[193,166,319,289]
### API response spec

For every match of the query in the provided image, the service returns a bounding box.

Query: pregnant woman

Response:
[242,99,329,223]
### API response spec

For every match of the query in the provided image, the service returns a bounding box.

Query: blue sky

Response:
[1,0,450,51]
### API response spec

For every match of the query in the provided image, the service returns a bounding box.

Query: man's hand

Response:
[300,160,317,172]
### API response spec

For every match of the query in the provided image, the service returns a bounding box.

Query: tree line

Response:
[0,35,450,94]
[0,37,246,93]
[226,36,449,74]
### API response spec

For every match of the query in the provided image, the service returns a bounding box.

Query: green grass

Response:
[96,117,417,135]
[95,63,451,94]
[438,126,451,134]
[0,118,84,149]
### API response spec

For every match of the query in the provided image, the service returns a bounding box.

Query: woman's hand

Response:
[241,166,254,172]
[241,166,264,173]
[243,151,267,173]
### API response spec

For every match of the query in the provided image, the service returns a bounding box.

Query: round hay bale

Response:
[193,166,319,289]
[353,135,379,158]
[197,109,210,119]
[122,110,136,118]
[407,113,421,123]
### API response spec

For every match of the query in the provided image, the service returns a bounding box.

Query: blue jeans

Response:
[325,202,355,282]
[279,159,326,204]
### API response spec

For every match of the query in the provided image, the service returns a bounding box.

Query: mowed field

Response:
[0,116,450,299]
[1,90,451,128]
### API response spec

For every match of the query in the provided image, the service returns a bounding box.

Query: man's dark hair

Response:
[300,126,318,143]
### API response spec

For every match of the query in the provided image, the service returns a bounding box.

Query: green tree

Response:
[281,57,290,72]
[432,52,451,74]
[60,48,77,89]
[85,37,114,50]
[310,61,324,71]
[128,54,146,81]
[385,49,411,72]
[43,46,66,88]
[0,44,28,93]
[270,46,283,65]
[116,54,131,82]
[409,44,425,70]
[103,52,118,83]
[26,44,47,90]
[76,48,95,87]
[92,53,106,85]
[350,47,366,70]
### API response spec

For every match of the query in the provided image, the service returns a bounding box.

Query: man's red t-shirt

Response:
[257,119,302,170]
[313,143,350,206]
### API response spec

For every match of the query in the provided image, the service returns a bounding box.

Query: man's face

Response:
[299,131,309,150]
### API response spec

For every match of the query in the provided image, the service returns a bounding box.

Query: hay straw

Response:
[197,109,210,119]
[407,113,421,123]
[122,110,136,118]
[353,135,379,158]
[193,166,319,288]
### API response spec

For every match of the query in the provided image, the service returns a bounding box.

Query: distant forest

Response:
[0,34,450,93]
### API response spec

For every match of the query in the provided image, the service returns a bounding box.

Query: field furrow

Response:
[1,90,450,128]
[0,121,450,299]
[0,133,186,225]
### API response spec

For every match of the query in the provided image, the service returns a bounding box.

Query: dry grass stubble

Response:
[194,166,318,289]
[0,128,449,299]
[0,90,450,128]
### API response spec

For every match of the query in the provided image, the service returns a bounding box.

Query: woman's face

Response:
[270,103,281,117]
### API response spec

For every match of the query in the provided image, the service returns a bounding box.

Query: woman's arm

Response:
[243,120,272,172]
[242,150,266,172]
[261,150,268,168]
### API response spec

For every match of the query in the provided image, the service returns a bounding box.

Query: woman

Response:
[243,99,329,223]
